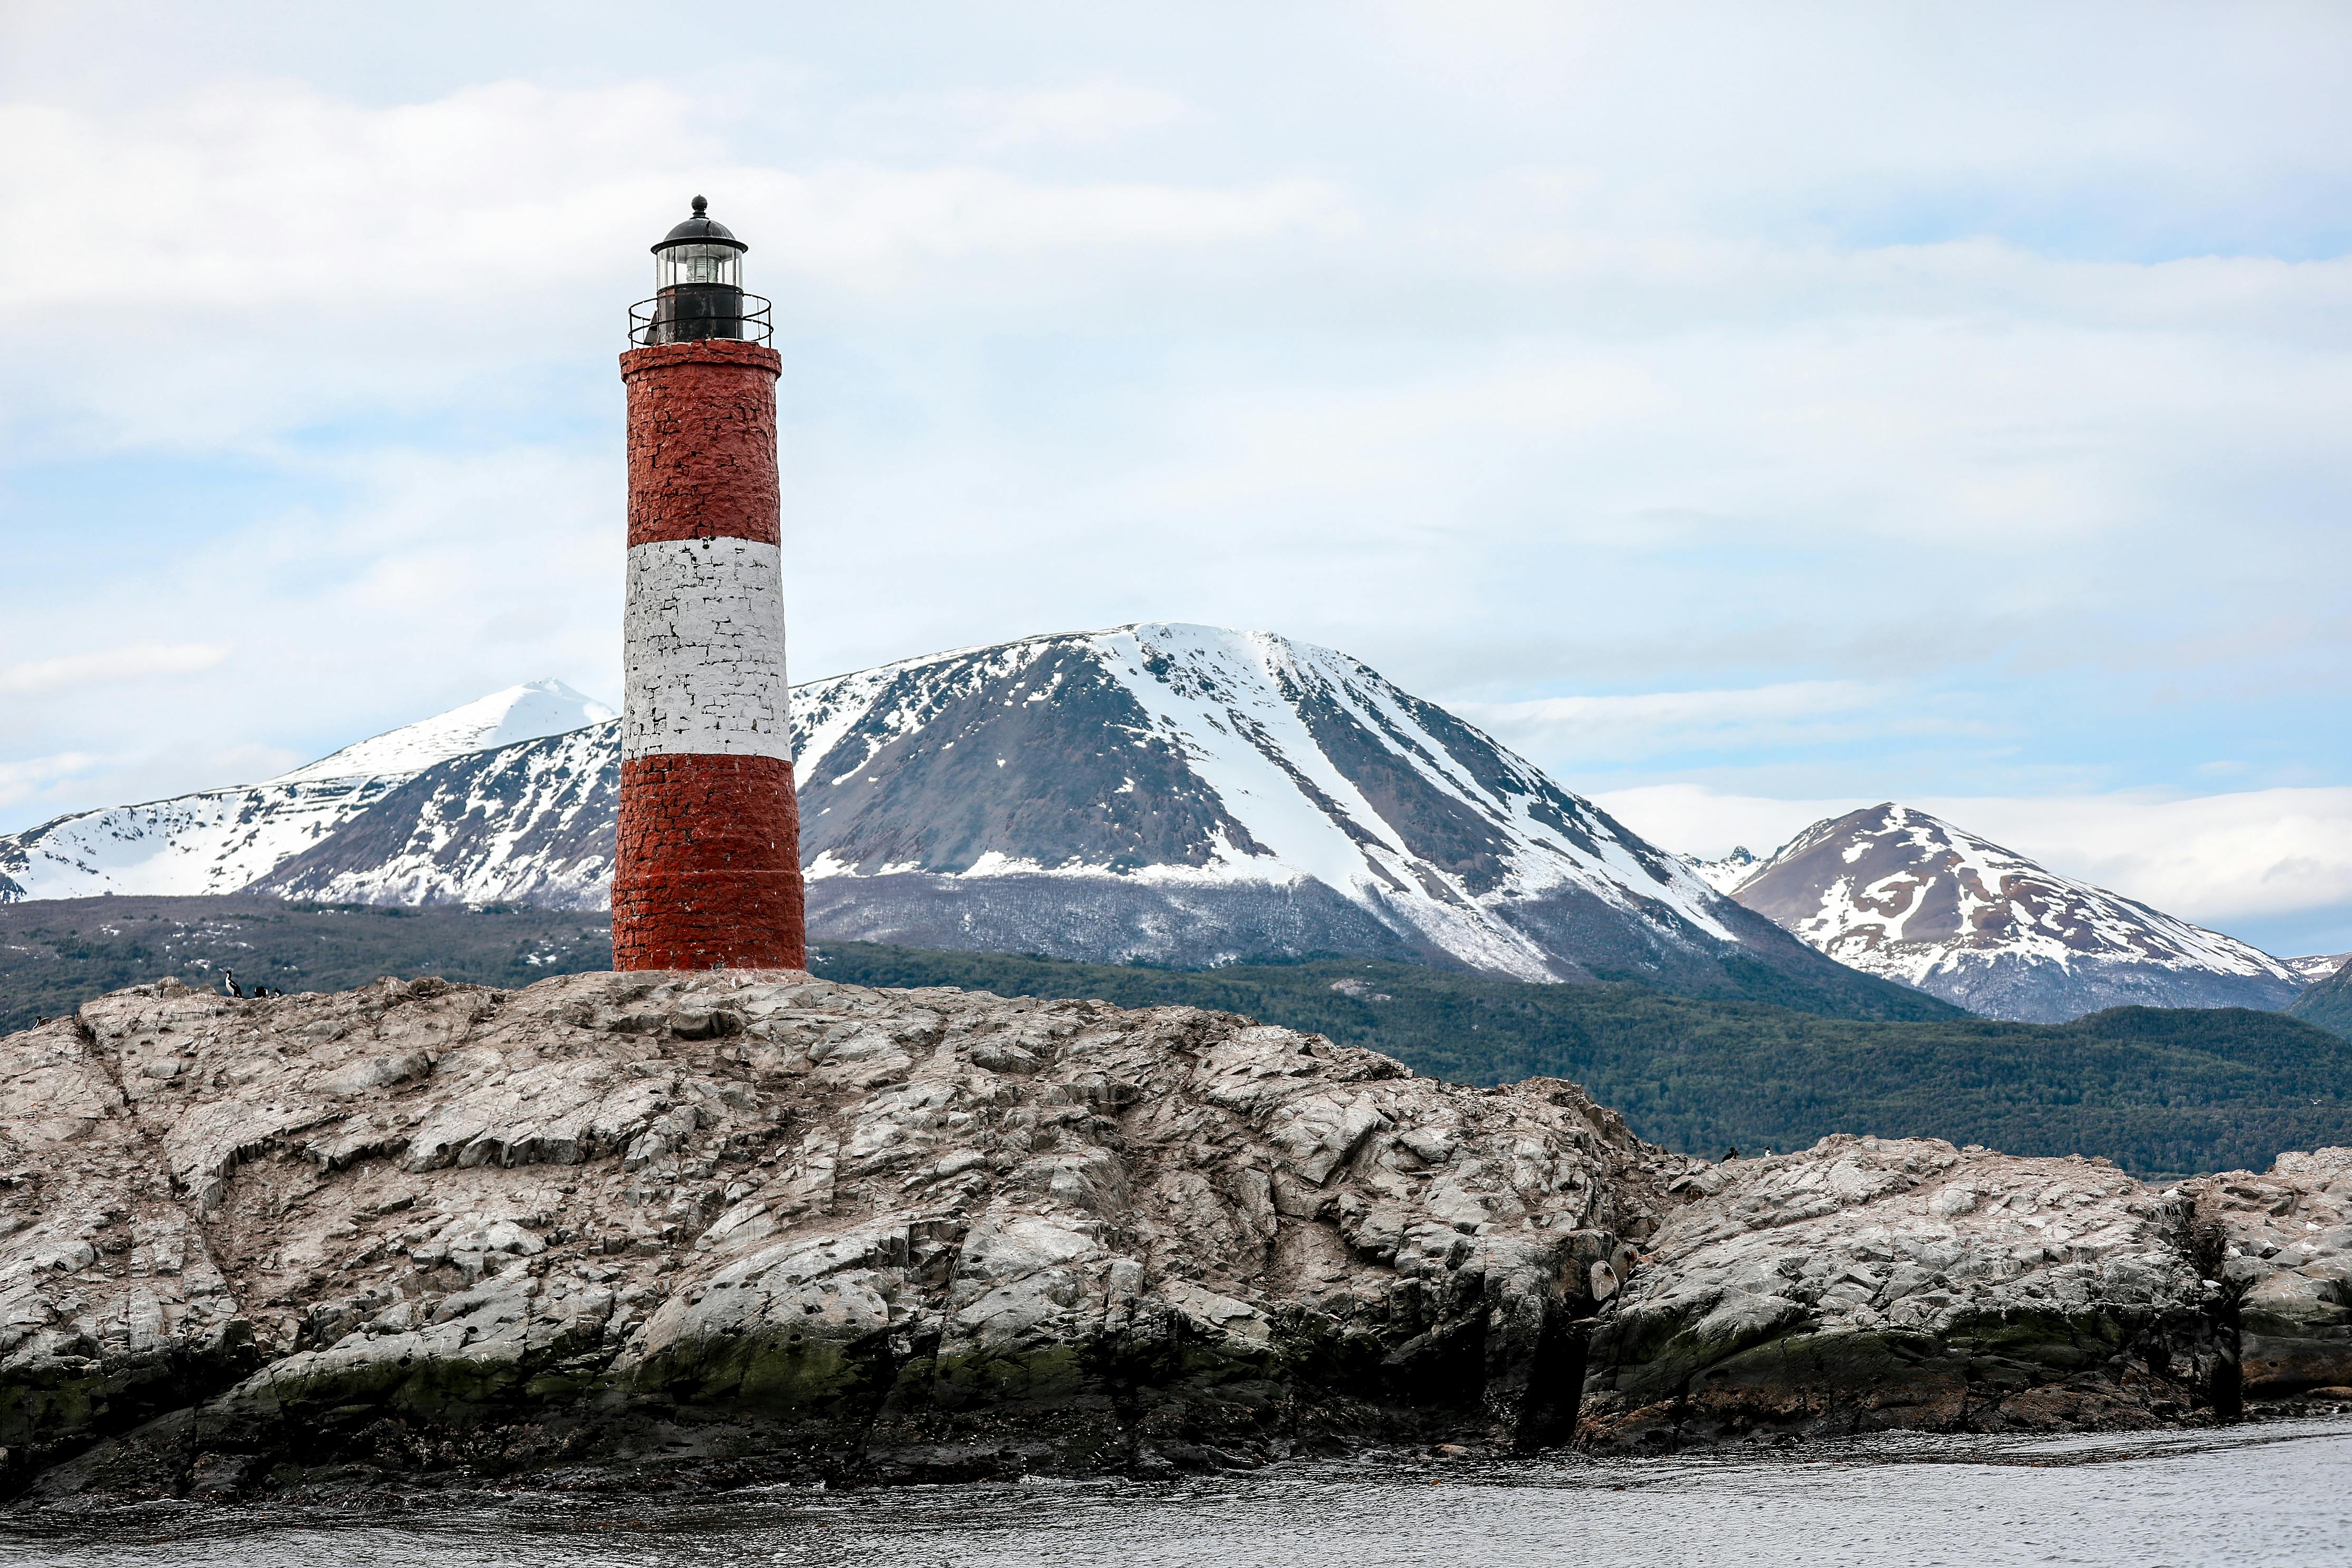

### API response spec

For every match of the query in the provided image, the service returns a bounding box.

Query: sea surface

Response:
[5,1419,2349,1568]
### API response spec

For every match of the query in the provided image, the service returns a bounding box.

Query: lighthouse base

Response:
[613,752,806,971]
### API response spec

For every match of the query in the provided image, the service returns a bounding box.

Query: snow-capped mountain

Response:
[257,722,620,912]
[272,679,613,784]
[1717,802,2302,1022]
[780,623,1833,991]
[2285,953,2351,985]
[34,624,1934,1010]
[0,681,612,902]
[1684,845,1772,894]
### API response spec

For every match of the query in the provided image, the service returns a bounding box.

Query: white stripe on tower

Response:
[621,537,793,761]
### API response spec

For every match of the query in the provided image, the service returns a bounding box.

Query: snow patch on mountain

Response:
[0,776,410,902]
[2286,953,2350,985]
[259,723,620,909]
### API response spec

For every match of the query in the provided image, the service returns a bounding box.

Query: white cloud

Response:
[846,82,1197,155]
[966,82,1193,149]
[0,751,102,811]
[1459,681,1929,765]
[0,81,1354,459]
[0,643,231,695]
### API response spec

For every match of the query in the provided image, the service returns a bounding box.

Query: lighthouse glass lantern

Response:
[646,196,752,344]
[658,243,740,291]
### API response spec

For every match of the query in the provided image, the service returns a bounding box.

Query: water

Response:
[6,1420,2349,1567]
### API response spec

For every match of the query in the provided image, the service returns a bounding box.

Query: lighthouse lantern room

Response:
[634,195,770,346]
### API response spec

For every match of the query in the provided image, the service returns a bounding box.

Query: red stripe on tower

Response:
[612,198,805,972]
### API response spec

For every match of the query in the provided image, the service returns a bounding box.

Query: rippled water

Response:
[6,1419,2349,1568]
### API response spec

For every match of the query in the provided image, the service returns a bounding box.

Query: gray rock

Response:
[2183,1149,2352,1396]
[2,969,1670,1495]
[0,972,2303,1496]
[1580,1135,2222,1447]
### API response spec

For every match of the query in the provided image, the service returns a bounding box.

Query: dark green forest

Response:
[0,895,609,1034]
[808,942,2352,1180]
[2288,959,2352,1041]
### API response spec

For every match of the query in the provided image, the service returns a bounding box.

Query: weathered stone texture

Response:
[1578,1136,2234,1449]
[2182,1149,2352,1398]
[620,539,792,763]
[611,755,804,971]
[3,973,2329,1500]
[2,971,1665,1496]
[620,339,783,548]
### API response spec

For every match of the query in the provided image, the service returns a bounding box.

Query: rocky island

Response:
[3,969,2347,1500]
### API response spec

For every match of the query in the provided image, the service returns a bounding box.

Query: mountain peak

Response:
[1725,800,2300,1021]
[1684,844,1774,894]
[270,679,617,785]
[213,622,1914,1010]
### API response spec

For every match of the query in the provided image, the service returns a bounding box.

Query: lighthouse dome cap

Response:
[653,195,748,254]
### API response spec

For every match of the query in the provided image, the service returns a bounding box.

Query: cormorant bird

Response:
[222,969,243,998]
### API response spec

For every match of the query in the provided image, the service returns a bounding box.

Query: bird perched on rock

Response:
[221,969,243,998]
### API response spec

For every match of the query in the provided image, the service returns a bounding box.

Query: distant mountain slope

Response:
[0,680,612,903]
[259,722,619,910]
[781,623,1877,999]
[2288,961,2352,1041]
[801,941,2352,1179]
[1721,802,2301,1023]
[2286,952,2351,985]
[242,623,1934,1013]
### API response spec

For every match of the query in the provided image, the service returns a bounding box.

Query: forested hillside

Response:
[811,942,2352,1179]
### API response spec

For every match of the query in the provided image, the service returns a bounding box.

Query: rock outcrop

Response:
[1,971,2342,1500]
[2183,1150,2352,1402]
[1581,1138,2219,1446]
[2,969,1668,1496]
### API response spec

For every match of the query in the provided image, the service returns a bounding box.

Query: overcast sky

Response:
[2,1,2348,954]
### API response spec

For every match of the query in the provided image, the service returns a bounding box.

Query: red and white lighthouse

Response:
[612,198,806,971]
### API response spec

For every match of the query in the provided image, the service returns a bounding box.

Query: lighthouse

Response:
[612,198,806,971]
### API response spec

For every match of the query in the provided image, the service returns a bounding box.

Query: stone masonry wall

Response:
[612,754,805,969]
[620,340,783,548]
[616,337,802,970]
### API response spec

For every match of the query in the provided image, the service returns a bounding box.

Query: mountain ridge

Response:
[4,625,1940,1016]
[0,680,615,903]
[1720,801,2301,1022]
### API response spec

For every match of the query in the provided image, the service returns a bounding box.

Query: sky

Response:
[1,1,2348,955]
